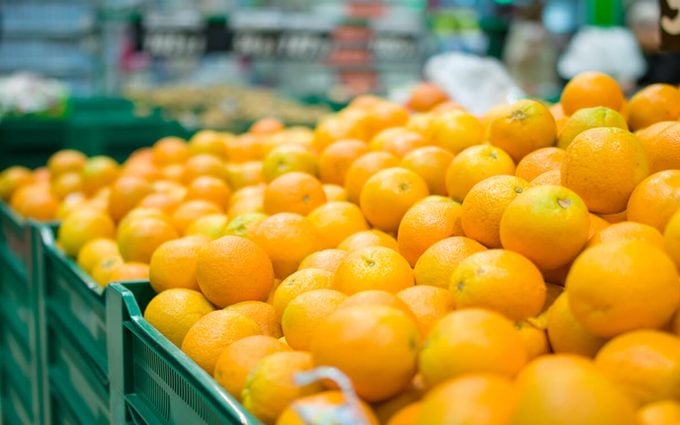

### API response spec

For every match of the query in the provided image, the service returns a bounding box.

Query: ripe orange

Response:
[637,400,680,425]
[91,255,124,287]
[281,288,347,350]
[344,151,399,203]
[445,145,516,202]
[271,268,334,319]
[195,235,274,307]
[10,183,59,221]
[213,335,289,400]
[369,127,429,158]
[595,330,680,405]
[398,197,463,266]
[107,176,153,222]
[386,402,422,425]
[557,106,628,149]
[515,147,566,181]
[76,238,120,274]
[0,165,33,201]
[149,236,209,292]
[560,71,625,115]
[182,154,226,183]
[515,320,549,361]
[250,117,284,135]
[313,114,369,153]
[227,185,265,219]
[334,245,414,295]
[415,374,516,425]
[561,127,649,214]
[171,200,224,234]
[185,176,231,209]
[337,290,416,321]
[311,305,420,402]
[188,130,227,158]
[636,121,680,173]
[405,82,449,112]
[261,144,319,182]
[51,171,83,199]
[510,354,637,425]
[566,240,680,338]
[58,208,116,257]
[47,149,86,177]
[338,229,399,252]
[587,221,664,248]
[137,192,183,216]
[224,301,281,338]
[628,84,680,131]
[298,248,347,273]
[628,170,680,231]
[263,171,326,215]
[364,100,410,137]
[185,214,229,240]
[277,391,379,425]
[530,168,562,186]
[400,146,454,196]
[487,99,557,162]
[307,201,369,249]
[107,262,150,282]
[664,209,680,269]
[587,213,611,240]
[318,139,368,185]
[546,293,606,357]
[360,167,429,233]
[461,175,530,248]
[152,136,189,165]
[252,212,321,278]
[181,310,261,374]
[413,236,487,288]
[225,161,264,190]
[431,109,484,154]
[418,308,527,387]
[500,184,590,271]
[116,214,179,263]
[322,183,347,201]
[143,288,215,347]
[396,285,455,336]
[80,156,120,196]
[242,351,323,424]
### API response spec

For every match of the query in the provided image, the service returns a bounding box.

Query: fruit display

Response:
[2,74,680,424]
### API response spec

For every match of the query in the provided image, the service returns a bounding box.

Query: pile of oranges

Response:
[2,72,680,424]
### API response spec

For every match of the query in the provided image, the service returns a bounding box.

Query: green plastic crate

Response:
[37,225,110,424]
[106,281,262,425]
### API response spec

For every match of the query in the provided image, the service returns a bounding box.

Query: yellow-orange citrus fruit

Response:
[334,245,414,295]
[636,121,680,173]
[318,139,368,185]
[344,151,400,204]
[587,221,664,248]
[400,146,454,196]
[338,229,399,252]
[58,208,116,257]
[116,215,179,263]
[277,391,379,425]
[445,145,516,202]
[263,171,326,216]
[281,288,347,351]
[628,84,680,131]
[628,170,680,231]
[307,201,369,249]
[298,248,347,273]
[431,109,484,154]
[224,301,281,338]
[143,288,215,347]
[663,209,680,269]
[515,147,566,182]
[413,236,487,289]
[637,400,680,425]
[262,144,319,182]
[557,106,628,149]
[560,71,625,115]
[546,293,606,357]
[76,238,120,274]
[271,268,334,319]
[396,285,455,336]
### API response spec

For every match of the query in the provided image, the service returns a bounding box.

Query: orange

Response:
[587,220,664,248]
[557,106,628,149]
[224,301,281,338]
[9,183,59,221]
[413,236,487,289]
[588,213,611,240]
[334,245,414,295]
[262,172,326,216]
[185,176,231,209]
[196,235,274,307]
[405,82,449,112]
[445,145,516,202]
[250,117,285,135]
[369,127,428,158]
[185,213,229,240]
[223,211,267,239]
[628,84,680,131]
[636,121,680,173]
[149,236,209,292]
[561,127,649,214]
[227,186,265,219]
[57,208,116,257]
[47,149,86,176]
[311,305,420,402]
[182,154,226,183]
[337,290,416,321]
[450,249,545,320]
[400,146,454,196]
[364,101,410,137]
[500,184,590,270]
[600,209,628,224]
[386,402,422,425]
[313,114,369,153]
[406,113,437,140]
[461,175,530,248]
[188,130,227,158]
[56,192,87,220]
[252,212,321,278]
[432,100,465,113]
[397,197,463,266]
[546,293,607,357]
[51,171,83,199]
[338,229,399,252]
[664,209,680,269]
[170,200,223,234]
[224,134,262,163]
[595,330,680,405]
[344,151,400,203]
[307,201,369,249]
[396,285,454,336]
[107,261,150,282]
[628,170,680,231]
[143,288,215,347]
[277,391,379,425]
[360,167,429,233]
[530,168,562,186]
[242,351,323,424]
[374,382,425,425]
[214,335,289,400]
[0,165,33,201]
[116,214,179,263]
[137,192,183,216]
[418,308,527,387]
[181,309,261,375]
[431,109,484,154]
[487,99,557,162]
[271,268,334,319]
[515,320,549,360]
[318,139,368,185]
[107,176,153,222]
[281,288,347,351]
[76,238,120,274]
[80,156,120,196]
[510,354,637,425]
[415,374,516,425]
[298,248,347,273]
[560,71,625,115]
[566,240,680,338]
[225,160,264,190]
[152,136,189,165]
[515,147,566,181]
[261,144,319,182]
[322,183,347,201]
[637,400,680,425]
[91,255,124,286]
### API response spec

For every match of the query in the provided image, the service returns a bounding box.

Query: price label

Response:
[143,30,206,58]
[661,0,680,50]
[370,33,421,61]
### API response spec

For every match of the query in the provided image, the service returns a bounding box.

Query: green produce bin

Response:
[0,206,46,425]
[0,118,67,170]
[37,225,110,425]
[106,281,261,425]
